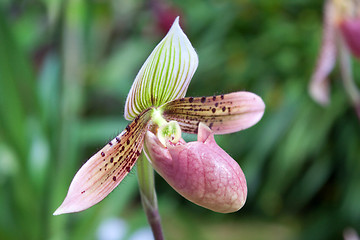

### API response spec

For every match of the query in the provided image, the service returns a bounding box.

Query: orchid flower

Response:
[54,17,265,239]
[309,0,360,119]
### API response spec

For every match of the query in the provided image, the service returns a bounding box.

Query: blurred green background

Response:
[0,0,360,239]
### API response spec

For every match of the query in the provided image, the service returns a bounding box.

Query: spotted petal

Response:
[54,109,151,215]
[160,92,265,134]
[125,17,198,120]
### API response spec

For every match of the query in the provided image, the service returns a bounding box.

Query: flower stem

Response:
[339,36,360,121]
[137,153,164,240]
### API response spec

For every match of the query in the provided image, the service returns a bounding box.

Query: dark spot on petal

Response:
[213,95,216,101]
[101,152,105,157]
[81,191,85,194]
[109,142,113,146]
[110,157,114,163]
[180,98,185,101]
[215,103,219,107]
[201,97,206,103]
[212,108,216,113]
[105,163,108,167]
[126,125,130,132]
[228,107,231,113]
[121,146,125,151]
[221,94,224,100]
[127,139,130,145]
[222,107,226,112]
[126,167,131,172]
[189,97,194,103]
[116,137,121,143]
[99,168,102,171]
[209,123,214,129]
[113,176,116,181]
[136,151,141,156]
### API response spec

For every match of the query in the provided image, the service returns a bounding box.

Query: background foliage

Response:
[0,0,359,239]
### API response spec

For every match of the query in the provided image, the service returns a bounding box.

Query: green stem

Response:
[338,36,360,121]
[137,152,164,240]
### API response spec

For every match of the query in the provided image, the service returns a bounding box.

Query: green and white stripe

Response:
[125,17,198,120]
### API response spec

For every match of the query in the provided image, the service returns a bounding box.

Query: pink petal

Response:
[54,110,151,215]
[339,18,360,58]
[144,123,247,213]
[161,91,265,135]
[309,0,337,105]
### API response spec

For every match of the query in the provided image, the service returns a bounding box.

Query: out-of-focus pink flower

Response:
[150,0,183,34]
[309,0,360,107]
[309,0,337,105]
[145,123,247,213]
[340,18,360,58]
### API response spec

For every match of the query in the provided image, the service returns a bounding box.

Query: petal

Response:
[144,123,247,213]
[160,92,265,134]
[309,0,337,105]
[54,109,151,215]
[339,18,360,58]
[124,17,198,120]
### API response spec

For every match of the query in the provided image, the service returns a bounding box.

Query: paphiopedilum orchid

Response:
[309,0,360,119]
[54,17,265,238]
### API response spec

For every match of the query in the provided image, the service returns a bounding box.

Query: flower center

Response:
[151,108,182,146]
